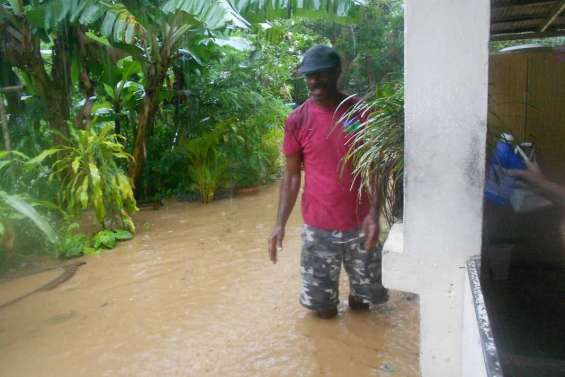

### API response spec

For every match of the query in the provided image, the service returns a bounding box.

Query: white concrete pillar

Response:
[383,1,490,376]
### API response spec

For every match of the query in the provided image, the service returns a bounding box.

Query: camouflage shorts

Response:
[299,224,386,311]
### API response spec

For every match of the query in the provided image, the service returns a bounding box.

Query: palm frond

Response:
[341,80,404,225]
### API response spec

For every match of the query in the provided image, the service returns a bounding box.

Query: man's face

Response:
[305,68,340,104]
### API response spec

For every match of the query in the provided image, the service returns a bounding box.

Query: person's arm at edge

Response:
[534,179,565,208]
[268,152,302,263]
[508,160,565,209]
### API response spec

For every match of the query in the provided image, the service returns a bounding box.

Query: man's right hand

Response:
[269,153,301,264]
[268,225,285,264]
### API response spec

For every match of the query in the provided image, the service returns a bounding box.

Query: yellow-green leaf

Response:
[94,194,106,223]
[72,157,81,173]
[79,178,89,209]
[89,163,101,186]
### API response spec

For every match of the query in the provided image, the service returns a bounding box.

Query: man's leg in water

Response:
[343,232,388,309]
[299,225,342,318]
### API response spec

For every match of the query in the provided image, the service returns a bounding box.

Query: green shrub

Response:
[49,123,138,232]
[180,131,228,203]
[58,233,89,258]
[58,228,133,258]
[223,96,287,189]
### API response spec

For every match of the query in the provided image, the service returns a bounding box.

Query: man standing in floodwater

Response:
[268,45,388,319]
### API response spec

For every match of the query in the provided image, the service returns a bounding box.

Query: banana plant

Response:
[234,0,367,23]
[97,56,145,134]
[0,0,104,136]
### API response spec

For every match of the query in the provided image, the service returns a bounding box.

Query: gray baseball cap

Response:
[297,45,341,75]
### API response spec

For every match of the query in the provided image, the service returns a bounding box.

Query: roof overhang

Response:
[491,0,565,41]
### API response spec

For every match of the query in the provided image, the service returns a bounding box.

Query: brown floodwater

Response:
[0,183,419,377]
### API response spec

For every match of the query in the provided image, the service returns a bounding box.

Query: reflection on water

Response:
[0,184,419,377]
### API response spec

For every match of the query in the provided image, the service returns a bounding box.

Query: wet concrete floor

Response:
[0,183,419,377]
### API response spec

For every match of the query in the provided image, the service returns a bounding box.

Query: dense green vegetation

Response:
[0,0,404,272]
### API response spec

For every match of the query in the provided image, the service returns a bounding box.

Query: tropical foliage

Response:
[181,130,227,203]
[0,150,59,257]
[48,123,137,232]
[0,0,405,272]
[0,190,58,249]
[300,0,403,95]
[342,80,404,225]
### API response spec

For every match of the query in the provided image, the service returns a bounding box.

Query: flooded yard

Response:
[0,184,419,377]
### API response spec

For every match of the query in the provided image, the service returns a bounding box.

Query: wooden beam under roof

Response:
[492,17,553,32]
[492,1,557,22]
[490,0,565,39]
[492,1,557,13]
[541,0,565,31]
[490,29,565,40]
[492,0,555,6]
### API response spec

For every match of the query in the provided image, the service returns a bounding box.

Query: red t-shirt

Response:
[283,97,370,231]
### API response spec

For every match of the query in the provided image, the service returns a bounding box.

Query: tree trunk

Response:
[75,28,95,128]
[26,51,69,137]
[1,20,71,140]
[50,35,72,135]
[114,103,122,135]
[128,69,165,194]
[172,65,187,145]
[365,55,377,91]
[0,85,23,150]
[0,94,11,150]
[75,66,95,128]
[15,29,70,139]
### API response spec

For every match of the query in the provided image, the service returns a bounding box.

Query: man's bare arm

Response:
[269,153,302,263]
[361,185,381,250]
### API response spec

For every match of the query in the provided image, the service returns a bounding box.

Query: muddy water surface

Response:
[0,184,419,377]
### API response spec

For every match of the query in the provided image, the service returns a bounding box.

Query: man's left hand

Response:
[361,214,379,250]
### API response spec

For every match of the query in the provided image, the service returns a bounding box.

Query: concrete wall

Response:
[383,1,491,376]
